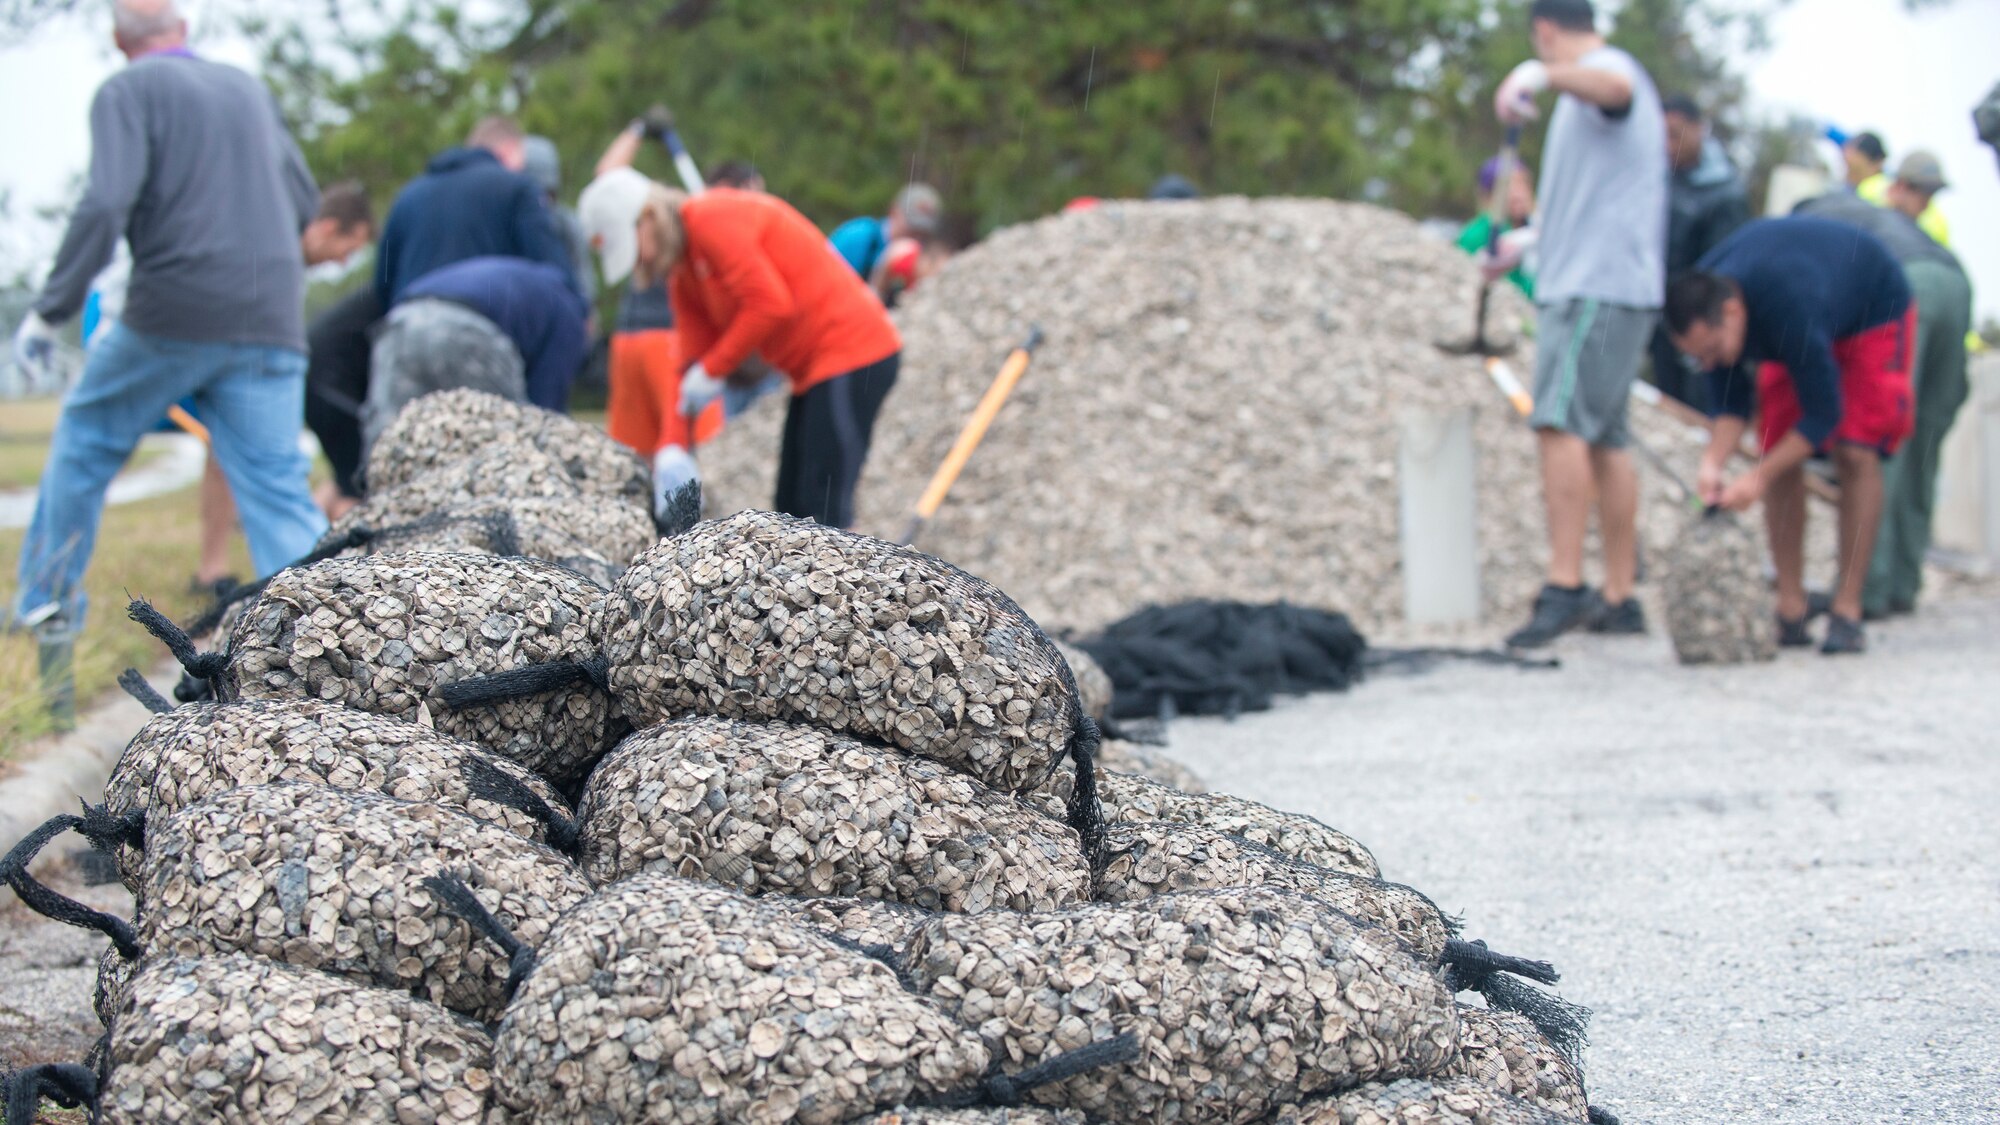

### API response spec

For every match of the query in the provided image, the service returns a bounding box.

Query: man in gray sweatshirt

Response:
[8,0,327,628]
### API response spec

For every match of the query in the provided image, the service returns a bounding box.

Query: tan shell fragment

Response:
[1664,509,1777,665]
[94,953,491,1125]
[365,386,651,505]
[1271,1077,1576,1125]
[135,781,591,1023]
[100,698,573,887]
[489,873,992,1125]
[576,716,1090,910]
[597,510,1086,793]
[902,887,1459,1123]
[223,551,619,787]
[1442,1006,1589,1121]
[1094,821,1450,959]
[1098,770,1379,876]
[772,895,935,949]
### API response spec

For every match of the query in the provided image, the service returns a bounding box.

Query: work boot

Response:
[1589,597,1647,635]
[1505,584,1603,649]
[1820,614,1867,655]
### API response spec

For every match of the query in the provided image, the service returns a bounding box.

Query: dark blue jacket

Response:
[374,147,574,307]
[1697,217,1911,448]
[402,257,589,412]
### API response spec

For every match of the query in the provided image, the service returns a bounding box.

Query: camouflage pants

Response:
[364,298,526,451]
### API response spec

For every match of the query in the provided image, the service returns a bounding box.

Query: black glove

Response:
[639,104,676,142]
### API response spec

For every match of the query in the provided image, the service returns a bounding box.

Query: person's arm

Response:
[32,82,150,324]
[1544,60,1633,113]
[1715,335,1838,510]
[689,209,795,376]
[596,122,644,177]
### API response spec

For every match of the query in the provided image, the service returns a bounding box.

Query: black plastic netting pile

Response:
[1073,601,1368,721]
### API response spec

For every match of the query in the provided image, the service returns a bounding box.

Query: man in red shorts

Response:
[1665,216,1914,655]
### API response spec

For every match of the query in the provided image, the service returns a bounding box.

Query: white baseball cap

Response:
[578,167,654,286]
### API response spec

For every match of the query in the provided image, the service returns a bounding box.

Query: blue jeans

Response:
[13,324,328,621]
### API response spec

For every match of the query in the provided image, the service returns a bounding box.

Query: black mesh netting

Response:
[1073,600,1367,720]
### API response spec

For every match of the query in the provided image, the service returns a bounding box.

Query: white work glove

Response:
[1494,60,1550,124]
[1477,226,1537,283]
[678,362,724,417]
[651,445,700,518]
[11,312,58,393]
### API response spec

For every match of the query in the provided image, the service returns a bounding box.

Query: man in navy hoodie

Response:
[372,116,575,307]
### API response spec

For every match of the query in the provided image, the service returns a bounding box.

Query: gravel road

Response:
[1168,595,2000,1124]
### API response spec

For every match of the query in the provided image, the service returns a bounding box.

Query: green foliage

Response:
[252,0,1764,238]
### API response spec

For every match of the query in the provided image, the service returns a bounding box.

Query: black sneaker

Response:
[1776,613,1814,648]
[1821,614,1866,655]
[1506,584,1604,649]
[1589,597,1647,635]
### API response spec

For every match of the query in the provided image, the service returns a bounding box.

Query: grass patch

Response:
[0,481,245,757]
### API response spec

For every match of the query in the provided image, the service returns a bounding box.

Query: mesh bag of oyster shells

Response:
[9,781,591,1024]
[1092,822,1459,956]
[137,552,621,787]
[1269,1077,1576,1125]
[1663,508,1776,666]
[476,871,993,1124]
[595,511,1093,793]
[5,952,493,1125]
[445,872,1136,1125]
[1442,1005,1589,1121]
[95,694,575,886]
[1098,769,1377,876]
[772,894,935,949]
[901,886,1460,1122]
[339,492,657,575]
[563,716,1090,908]
[365,386,651,505]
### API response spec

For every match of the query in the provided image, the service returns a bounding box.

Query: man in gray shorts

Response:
[1485,0,1667,647]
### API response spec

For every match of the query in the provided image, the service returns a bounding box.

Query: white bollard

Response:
[1398,406,1482,624]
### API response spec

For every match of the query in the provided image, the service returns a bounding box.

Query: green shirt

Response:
[1455,214,1534,298]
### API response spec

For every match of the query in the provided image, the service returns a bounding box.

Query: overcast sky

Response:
[1,0,1995,318]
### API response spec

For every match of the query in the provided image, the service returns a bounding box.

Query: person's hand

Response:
[1477,227,1536,283]
[1495,60,1550,124]
[1696,454,1728,507]
[11,312,57,391]
[1718,469,1766,512]
[639,105,675,142]
[679,362,724,416]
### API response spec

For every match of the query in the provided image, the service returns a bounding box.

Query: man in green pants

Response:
[1795,153,1972,618]
[1868,155,1972,617]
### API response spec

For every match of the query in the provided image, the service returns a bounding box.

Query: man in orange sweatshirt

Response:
[583,168,901,529]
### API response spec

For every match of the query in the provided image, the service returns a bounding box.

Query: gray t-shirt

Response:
[33,54,318,351]
[1533,46,1667,309]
